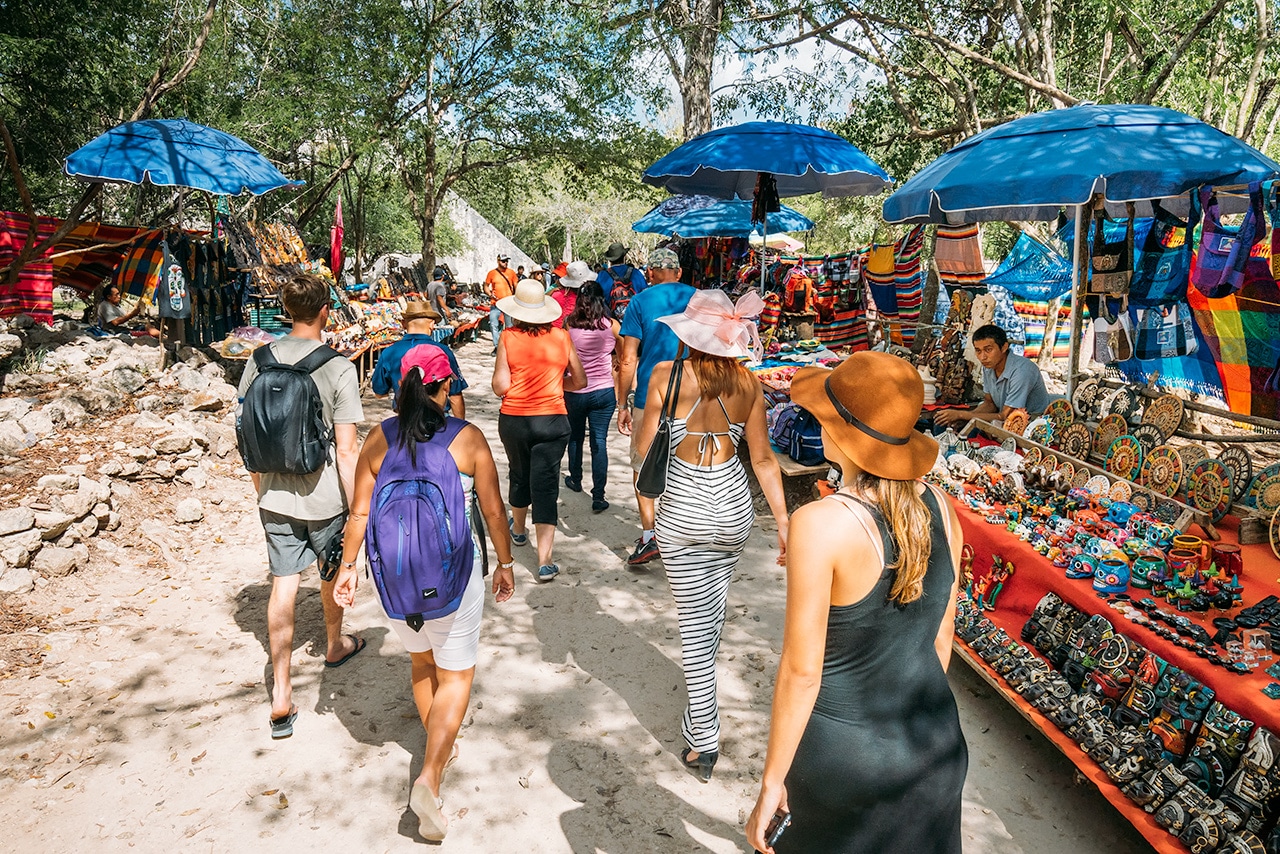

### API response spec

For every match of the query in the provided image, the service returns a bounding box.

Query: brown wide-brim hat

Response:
[402,301,441,323]
[790,351,938,481]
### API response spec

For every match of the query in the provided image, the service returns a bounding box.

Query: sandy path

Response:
[0,338,1151,853]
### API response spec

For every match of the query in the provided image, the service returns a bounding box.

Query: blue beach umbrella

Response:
[65,119,303,196]
[642,121,892,200]
[632,194,814,237]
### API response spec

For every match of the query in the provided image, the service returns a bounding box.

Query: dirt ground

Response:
[0,337,1156,853]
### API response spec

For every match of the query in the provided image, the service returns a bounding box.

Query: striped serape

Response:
[935,223,985,289]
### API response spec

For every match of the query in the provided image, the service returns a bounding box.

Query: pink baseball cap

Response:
[400,344,453,385]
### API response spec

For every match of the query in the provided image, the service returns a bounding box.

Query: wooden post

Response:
[1066,201,1090,399]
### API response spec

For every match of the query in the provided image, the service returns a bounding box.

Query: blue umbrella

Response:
[632,194,814,237]
[882,104,1279,224]
[65,119,303,196]
[642,121,892,200]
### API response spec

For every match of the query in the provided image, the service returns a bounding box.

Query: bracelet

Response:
[499,560,515,570]
[341,560,357,567]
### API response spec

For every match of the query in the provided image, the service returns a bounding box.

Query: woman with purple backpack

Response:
[332,345,515,842]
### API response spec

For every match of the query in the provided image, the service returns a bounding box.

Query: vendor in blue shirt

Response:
[371,301,467,417]
[935,324,1051,428]
[597,242,647,312]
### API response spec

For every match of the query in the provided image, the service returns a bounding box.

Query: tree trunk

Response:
[677,0,722,140]
[420,130,438,273]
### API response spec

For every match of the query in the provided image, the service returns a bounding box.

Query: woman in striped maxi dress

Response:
[635,289,789,782]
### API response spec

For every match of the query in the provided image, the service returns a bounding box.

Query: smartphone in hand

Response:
[755,809,791,852]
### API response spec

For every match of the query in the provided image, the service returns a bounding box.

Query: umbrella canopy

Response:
[642,121,892,200]
[633,194,814,237]
[882,104,1280,224]
[748,232,806,252]
[65,119,303,196]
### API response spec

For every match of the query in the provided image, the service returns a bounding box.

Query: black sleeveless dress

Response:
[775,489,967,853]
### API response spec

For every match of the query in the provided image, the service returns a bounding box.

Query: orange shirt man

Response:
[485,253,519,351]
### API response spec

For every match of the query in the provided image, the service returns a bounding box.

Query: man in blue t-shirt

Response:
[371,302,467,417]
[597,242,647,317]
[935,324,1050,429]
[616,247,694,565]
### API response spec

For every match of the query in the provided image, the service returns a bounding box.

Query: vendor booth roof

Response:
[633,194,814,238]
[882,104,1280,224]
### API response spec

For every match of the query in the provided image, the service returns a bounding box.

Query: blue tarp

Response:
[981,232,1073,300]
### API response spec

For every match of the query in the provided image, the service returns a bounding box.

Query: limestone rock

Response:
[0,508,35,537]
[175,497,204,524]
[110,481,133,501]
[92,503,111,525]
[108,365,148,394]
[0,565,33,595]
[71,515,99,540]
[134,395,165,411]
[118,461,143,478]
[131,411,170,431]
[19,408,54,439]
[179,467,208,489]
[106,511,121,531]
[0,398,32,422]
[44,397,89,428]
[0,529,41,567]
[53,490,95,521]
[37,474,78,493]
[34,511,74,540]
[0,333,22,360]
[199,363,228,382]
[99,460,124,477]
[127,446,156,461]
[32,543,88,577]
[70,379,125,414]
[151,459,174,479]
[0,421,28,456]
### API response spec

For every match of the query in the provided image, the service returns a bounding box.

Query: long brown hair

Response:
[850,470,932,605]
[687,347,751,400]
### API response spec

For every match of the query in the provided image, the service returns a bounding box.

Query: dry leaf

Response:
[25,722,34,730]
[273,794,288,810]
[261,789,278,796]
[132,588,145,596]
[107,692,120,701]
[44,711,55,719]
[456,807,469,819]
[191,751,206,763]
[180,808,198,816]
[56,679,72,685]
[186,722,201,729]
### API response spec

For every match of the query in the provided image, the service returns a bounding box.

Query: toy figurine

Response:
[979,556,1015,610]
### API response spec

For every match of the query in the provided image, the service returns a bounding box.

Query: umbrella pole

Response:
[1066,202,1088,400]
[759,209,767,295]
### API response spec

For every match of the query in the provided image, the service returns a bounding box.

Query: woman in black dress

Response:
[746,352,967,854]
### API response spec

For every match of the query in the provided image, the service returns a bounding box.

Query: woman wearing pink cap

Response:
[333,344,515,842]
[634,289,789,782]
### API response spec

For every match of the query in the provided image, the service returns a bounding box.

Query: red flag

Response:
[330,197,344,280]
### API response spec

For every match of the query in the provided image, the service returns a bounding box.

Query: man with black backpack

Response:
[236,273,365,739]
[596,242,647,322]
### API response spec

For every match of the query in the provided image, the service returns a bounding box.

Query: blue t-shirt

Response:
[597,264,647,306]
[619,283,696,409]
[982,351,1050,416]
[371,334,468,399]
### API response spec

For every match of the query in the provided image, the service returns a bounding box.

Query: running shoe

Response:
[537,564,559,582]
[627,537,660,565]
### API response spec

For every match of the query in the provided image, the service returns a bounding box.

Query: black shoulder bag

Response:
[634,355,685,499]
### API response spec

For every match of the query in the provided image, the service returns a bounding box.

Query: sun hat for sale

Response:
[558,260,595,289]
[402,301,441,323]
[496,278,563,325]
[400,344,453,384]
[789,351,938,481]
[603,242,629,262]
[658,289,765,360]
[648,247,681,269]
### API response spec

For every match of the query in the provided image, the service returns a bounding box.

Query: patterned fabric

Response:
[0,212,59,322]
[934,223,985,289]
[983,232,1072,300]
[1013,297,1072,361]
[894,225,926,347]
[112,231,168,301]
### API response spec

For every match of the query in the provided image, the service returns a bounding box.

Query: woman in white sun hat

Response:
[634,288,788,782]
[549,259,594,328]
[492,279,587,583]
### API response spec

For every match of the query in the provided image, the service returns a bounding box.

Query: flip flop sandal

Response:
[410,782,448,841]
[508,518,528,547]
[269,705,297,739]
[324,634,366,668]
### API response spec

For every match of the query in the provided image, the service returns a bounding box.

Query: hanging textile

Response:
[895,225,926,348]
[934,224,985,289]
[112,232,168,301]
[51,223,157,296]
[0,212,58,322]
[983,232,1073,300]
[1013,297,1072,361]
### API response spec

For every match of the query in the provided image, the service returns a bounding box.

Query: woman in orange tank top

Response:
[492,279,587,582]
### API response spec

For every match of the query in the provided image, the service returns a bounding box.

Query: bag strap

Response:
[252,343,278,369]
[292,343,344,374]
[661,350,685,423]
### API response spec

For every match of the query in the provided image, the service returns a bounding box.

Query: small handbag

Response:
[1094,305,1134,364]
[634,356,684,499]
[1130,199,1191,306]
[1089,204,1135,296]
[1135,304,1199,361]
[1192,183,1263,298]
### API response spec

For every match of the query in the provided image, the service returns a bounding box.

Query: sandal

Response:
[269,705,297,739]
[324,634,366,668]
[410,782,448,841]
[508,518,528,547]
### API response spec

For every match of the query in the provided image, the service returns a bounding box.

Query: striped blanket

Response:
[0,213,60,323]
[935,223,985,289]
[894,225,926,347]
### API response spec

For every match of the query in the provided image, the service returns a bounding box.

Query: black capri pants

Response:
[497,413,571,526]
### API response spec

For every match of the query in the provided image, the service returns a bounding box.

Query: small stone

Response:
[111,441,126,451]
[99,460,124,477]
[108,365,147,394]
[0,529,41,567]
[19,407,54,438]
[134,395,165,412]
[33,511,74,540]
[0,565,33,595]
[106,511,120,531]
[154,433,194,455]
[127,446,156,462]
[92,503,111,524]
[152,460,174,479]
[0,508,35,537]
[72,515,98,540]
[131,412,170,431]
[0,398,32,422]
[32,543,88,577]
[43,398,89,428]
[118,461,142,478]
[110,481,133,501]
[54,491,96,521]
[0,421,28,456]
[175,498,204,524]
[0,332,21,359]
[179,467,207,489]
[37,474,78,493]
[77,453,94,464]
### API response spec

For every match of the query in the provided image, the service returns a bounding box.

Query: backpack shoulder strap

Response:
[437,416,469,446]
[293,344,344,373]
[252,344,278,368]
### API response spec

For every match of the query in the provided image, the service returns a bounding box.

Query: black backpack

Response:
[237,344,344,474]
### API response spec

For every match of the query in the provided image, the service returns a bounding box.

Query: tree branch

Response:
[1140,0,1231,102]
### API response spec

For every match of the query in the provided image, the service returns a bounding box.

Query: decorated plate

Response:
[1045,398,1075,431]
[1003,409,1029,437]
[1072,377,1101,418]
[1153,498,1181,524]
[1085,474,1111,496]
[1041,453,1059,473]
[1028,422,1053,446]
[1177,445,1209,473]
[1056,460,1076,483]
[1132,424,1165,454]
[1188,459,1232,522]
[1218,446,1253,503]
[1106,435,1145,482]
[1058,422,1092,460]
[1021,446,1042,468]
[1095,414,1128,456]
[1140,445,1183,497]
[1249,464,1280,507]
[1072,467,1091,489]
[1109,480,1133,503]
[1142,393,1185,441]
[1255,473,1280,514]
[1102,387,1142,424]
[1130,491,1153,512]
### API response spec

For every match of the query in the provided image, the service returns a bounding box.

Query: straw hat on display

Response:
[789,351,938,481]
[657,290,765,360]
[558,260,595,289]
[401,301,441,323]
[495,278,563,325]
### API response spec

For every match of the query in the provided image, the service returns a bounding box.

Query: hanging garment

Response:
[895,225,926,347]
[1134,304,1199,360]
[934,224,985,289]
[1130,199,1191,306]
[1013,298,1072,361]
[156,238,192,319]
[113,232,167,301]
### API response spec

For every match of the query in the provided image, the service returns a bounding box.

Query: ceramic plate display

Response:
[1072,377,1101,418]
[1109,480,1133,503]
[1132,424,1165,454]
[1040,453,1058,473]
[1021,446,1042,468]
[1085,474,1111,496]
[1250,464,1280,506]
[1044,398,1075,431]
[1130,491,1153,512]
[1003,409,1029,437]
[1188,459,1232,522]
[1255,472,1280,514]
[1140,445,1183,497]
[1142,393,1185,441]
[1153,498,1181,524]
[1072,468,1091,489]
[1177,445,1209,472]
[1058,422,1092,460]
[1102,387,1142,424]
[1095,414,1128,456]
[1056,460,1076,483]
[1218,446,1253,503]
[1029,422,1053,446]
[1106,435,1145,482]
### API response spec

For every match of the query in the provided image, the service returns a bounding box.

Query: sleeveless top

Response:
[500,327,572,416]
[567,323,614,393]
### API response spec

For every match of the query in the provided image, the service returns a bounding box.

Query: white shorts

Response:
[381,563,484,670]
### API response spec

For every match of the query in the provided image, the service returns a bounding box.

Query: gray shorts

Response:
[259,510,346,578]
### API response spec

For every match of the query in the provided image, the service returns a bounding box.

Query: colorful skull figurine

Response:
[1067,553,1099,580]
[1108,501,1141,527]
[1094,558,1131,594]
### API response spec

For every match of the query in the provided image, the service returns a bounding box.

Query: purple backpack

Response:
[366,416,473,630]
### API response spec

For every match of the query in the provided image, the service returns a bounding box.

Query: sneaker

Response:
[628,536,660,566]
[508,518,528,547]
[564,476,582,493]
[537,564,559,583]
[592,499,609,513]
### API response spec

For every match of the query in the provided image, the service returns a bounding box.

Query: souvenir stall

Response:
[885,104,1280,853]
[361,261,486,345]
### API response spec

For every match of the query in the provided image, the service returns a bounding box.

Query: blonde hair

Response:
[851,470,932,605]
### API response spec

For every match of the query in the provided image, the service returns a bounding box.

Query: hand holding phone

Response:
[754,809,791,853]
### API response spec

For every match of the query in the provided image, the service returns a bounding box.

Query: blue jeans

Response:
[565,388,617,501]
[489,307,508,348]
